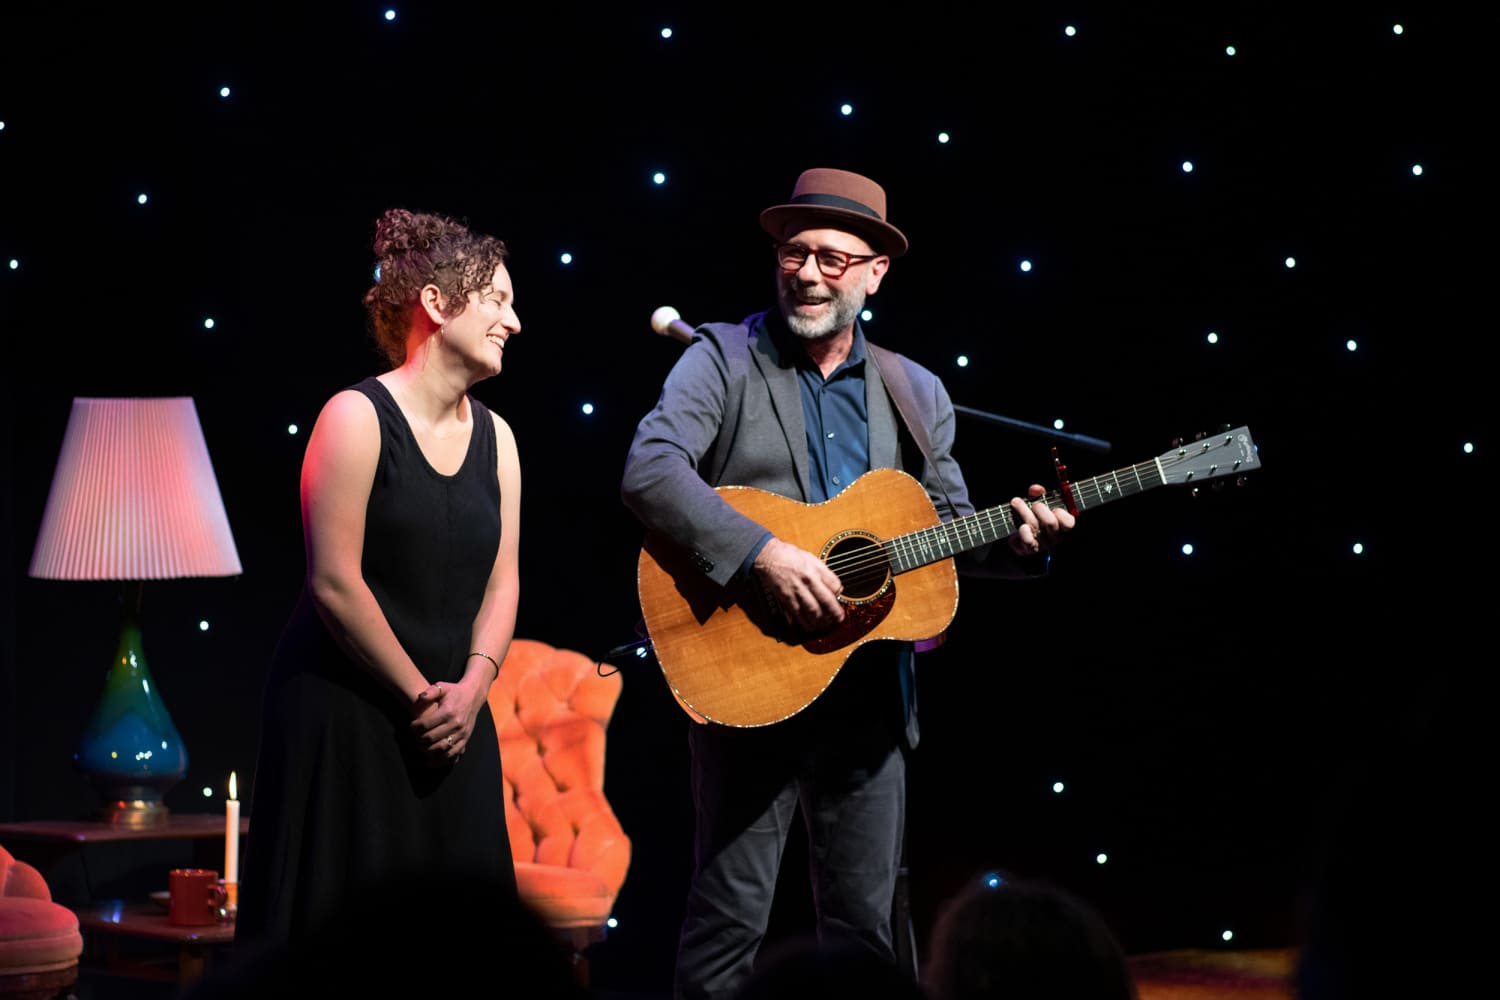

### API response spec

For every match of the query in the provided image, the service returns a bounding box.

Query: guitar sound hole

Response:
[825,533,890,602]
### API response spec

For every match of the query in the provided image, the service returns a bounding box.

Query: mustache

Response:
[779,277,833,305]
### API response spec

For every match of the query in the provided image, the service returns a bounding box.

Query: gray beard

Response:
[777,278,867,341]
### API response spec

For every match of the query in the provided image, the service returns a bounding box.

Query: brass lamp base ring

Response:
[99,797,171,829]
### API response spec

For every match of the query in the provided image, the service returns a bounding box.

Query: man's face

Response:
[774,227,888,341]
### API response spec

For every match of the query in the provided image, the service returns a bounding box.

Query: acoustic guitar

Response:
[637,427,1260,726]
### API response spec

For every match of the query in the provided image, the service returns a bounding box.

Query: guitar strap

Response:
[866,343,963,519]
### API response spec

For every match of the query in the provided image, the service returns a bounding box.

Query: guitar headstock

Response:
[1158,426,1260,487]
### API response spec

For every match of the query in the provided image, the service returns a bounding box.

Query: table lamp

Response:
[28,397,243,828]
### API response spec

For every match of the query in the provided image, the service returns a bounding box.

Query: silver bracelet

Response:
[468,650,500,676]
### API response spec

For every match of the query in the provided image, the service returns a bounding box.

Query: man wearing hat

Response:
[621,167,1074,999]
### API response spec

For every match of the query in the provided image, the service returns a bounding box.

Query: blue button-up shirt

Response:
[798,328,871,504]
[738,325,873,575]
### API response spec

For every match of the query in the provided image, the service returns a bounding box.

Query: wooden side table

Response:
[1,814,251,987]
[0,813,247,844]
[75,900,236,986]
[0,814,249,908]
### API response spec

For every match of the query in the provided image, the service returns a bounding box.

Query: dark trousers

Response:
[673,662,907,1000]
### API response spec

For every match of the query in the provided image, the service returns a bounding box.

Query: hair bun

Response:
[372,208,465,258]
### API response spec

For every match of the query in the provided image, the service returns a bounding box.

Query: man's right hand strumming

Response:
[752,537,845,632]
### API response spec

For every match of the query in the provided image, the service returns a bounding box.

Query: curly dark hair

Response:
[362,208,510,366]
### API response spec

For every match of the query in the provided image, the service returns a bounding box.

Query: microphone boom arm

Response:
[953,405,1111,454]
[649,306,1111,454]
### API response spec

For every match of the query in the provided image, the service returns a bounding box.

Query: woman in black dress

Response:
[237,208,523,950]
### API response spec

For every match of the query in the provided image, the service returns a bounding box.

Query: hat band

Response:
[789,192,882,221]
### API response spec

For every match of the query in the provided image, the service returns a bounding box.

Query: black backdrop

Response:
[2,3,1490,992]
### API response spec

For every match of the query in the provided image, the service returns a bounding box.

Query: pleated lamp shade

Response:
[29,397,242,580]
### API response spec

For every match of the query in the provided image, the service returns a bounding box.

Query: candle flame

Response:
[229,771,238,799]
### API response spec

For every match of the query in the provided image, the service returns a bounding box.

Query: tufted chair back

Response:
[1,843,83,998]
[487,638,631,936]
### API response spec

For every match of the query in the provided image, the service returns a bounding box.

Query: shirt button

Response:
[832,476,842,485]
[826,432,836,439]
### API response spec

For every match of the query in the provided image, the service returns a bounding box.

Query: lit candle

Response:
[225,771,240,886]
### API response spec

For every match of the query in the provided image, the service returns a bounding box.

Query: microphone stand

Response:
[953,404,1111,455]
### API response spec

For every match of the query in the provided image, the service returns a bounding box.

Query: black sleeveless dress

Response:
[237,376,516,949]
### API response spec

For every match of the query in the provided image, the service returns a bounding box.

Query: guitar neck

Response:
[884,458,1165,573]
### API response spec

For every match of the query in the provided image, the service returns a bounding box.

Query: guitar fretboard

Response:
[883,458,1166,573]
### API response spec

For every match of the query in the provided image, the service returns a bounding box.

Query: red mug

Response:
[169,868,227,926]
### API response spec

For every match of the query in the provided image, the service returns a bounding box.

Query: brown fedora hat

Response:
[759,167,909,258]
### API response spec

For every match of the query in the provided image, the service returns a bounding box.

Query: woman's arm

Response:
[301,389,432,704]
[466,411,522,676]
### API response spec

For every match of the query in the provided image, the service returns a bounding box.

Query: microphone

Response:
[651,306,696,345]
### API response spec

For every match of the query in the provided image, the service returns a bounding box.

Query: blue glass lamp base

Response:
[75,606,189,828]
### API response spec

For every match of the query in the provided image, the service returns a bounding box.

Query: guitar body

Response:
[637,468,959,727]
[637,425,1262,726]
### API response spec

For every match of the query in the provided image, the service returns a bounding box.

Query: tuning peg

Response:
[1235,475,1249,488]
[1217,423,1234,434]
[1193,430,1208,441]
[1170,437,1184,450]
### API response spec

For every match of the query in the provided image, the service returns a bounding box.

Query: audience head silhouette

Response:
[924,868,1138,1000]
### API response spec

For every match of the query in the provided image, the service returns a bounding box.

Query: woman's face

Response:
[445,263,521,376]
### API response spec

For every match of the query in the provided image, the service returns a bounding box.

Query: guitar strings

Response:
[819,444,1234,581]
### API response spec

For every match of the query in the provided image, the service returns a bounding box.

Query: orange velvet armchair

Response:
[487,638,631,955]
[1,843,82,999]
